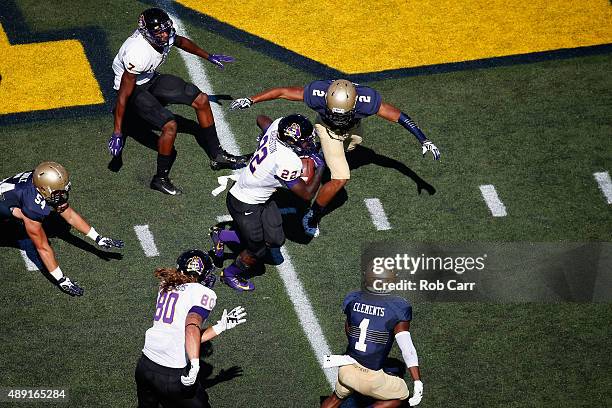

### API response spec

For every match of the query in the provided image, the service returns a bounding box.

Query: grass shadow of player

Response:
[347,145,436,196]
[108,107,227,172]
[198,341,243,391]
[318,358,407,407]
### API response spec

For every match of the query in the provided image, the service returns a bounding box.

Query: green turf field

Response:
[1,1,611,407]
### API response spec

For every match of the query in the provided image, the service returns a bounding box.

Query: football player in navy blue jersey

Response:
[322,266,423,407]
[0,162,124,296]
[231,79,440,237]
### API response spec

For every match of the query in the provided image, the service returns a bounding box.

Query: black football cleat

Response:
[210,151,251,171]
[150,176,182,195]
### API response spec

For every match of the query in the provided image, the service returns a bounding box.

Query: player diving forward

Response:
[210,114,325,291]
[322,267,424,407]
[136,250,246,407]
[0,162,124,296]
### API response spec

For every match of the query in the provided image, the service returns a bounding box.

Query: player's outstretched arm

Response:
[395,321,424,406]
[377,101,440,161]
[109,71,136,157]
[174,35,234,69]
[17,210,83,296]
[59,207,124,250]
[230,87,305,110]
[200,306,247,343]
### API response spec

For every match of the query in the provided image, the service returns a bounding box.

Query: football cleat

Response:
[210,151,250,171]
[302,209,320,238]
[150,176,182,195]
[209,226,225,264]
[221,269,255,292]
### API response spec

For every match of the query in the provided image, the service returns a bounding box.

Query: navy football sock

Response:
[311,202,326,223]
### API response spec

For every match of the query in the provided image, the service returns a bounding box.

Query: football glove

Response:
[57,277,84,297]
[208,54,235,69]
[309,152,325,169]
[408,380,423,406]
[421,140,440,160]
[230,98,253,111]
[180,359,200,387]
[95,236,125,249]
[108,132,124,157]
[212,306,247,335]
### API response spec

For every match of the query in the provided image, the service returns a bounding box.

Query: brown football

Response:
[300,157,315,184]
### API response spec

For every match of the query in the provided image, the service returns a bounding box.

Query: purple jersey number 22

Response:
[154,292,180,323]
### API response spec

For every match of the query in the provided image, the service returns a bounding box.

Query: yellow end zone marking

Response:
[177,0,612,74]
[0,24,103,115]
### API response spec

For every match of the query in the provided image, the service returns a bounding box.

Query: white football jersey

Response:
[112,30,175,90]
[142,282,216,368]
[229,118,303,204]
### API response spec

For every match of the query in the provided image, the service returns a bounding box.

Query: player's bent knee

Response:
[191,92,209,109]
[161,119,178,135]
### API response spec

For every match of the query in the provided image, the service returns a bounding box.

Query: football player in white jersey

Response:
[135,249,246,407]
[210,114,325,291]
[110,8,249,196]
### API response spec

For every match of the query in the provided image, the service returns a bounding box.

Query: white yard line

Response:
[479,184,508,217]
[593,171,612,204]
[364,198,392,230]
[162,2,241,155]
[162,1,334,387]
[19,250,39,271]
[134,225,160,257]
[277,247,337,388]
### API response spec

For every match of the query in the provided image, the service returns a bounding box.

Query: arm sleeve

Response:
[395,331,419,367]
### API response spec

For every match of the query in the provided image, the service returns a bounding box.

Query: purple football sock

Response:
[223,263,242,278]
[219,230,240,243]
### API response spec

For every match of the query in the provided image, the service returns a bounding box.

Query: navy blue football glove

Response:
[208,54,235,69]
[108,132,124,157]
[57,276,84,297]
[95,236,125,249]
[421,140,440,160]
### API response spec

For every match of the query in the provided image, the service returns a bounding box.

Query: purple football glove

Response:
[108,132,123,157]
[208,54,235,69]
[310,152,325,169]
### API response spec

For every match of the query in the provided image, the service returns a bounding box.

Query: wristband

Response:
[86,227,99,242]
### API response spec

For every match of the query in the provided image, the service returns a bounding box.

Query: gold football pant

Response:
[334,362,409,401]
[314,116,363,180]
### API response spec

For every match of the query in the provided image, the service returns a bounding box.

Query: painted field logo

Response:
[0,23,103,115]
[177,0,612,74]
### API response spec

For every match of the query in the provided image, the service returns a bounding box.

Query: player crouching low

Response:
[209,114,325,291]
[321,266,424,407]
[136,250,246,407]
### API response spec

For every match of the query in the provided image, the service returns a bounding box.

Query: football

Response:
[300,157,315,184]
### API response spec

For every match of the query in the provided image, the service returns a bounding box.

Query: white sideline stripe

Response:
[216,215,233,223]
[162,2,241,155]
[134,225,160,257]
[364,198,392,230]
[277,247,336,388]
[479,185,507,217]
[164,1,334,388]
[20,250,39,271]
[593,171,612,204]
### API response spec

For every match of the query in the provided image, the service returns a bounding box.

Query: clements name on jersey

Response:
[352,302,385,317]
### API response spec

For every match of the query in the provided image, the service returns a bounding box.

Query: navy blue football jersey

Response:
[303,79,382,126]
[343,291,412,370]
[0,171,51,222]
